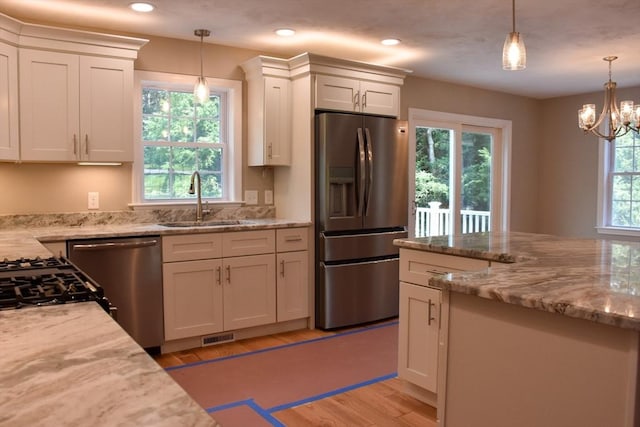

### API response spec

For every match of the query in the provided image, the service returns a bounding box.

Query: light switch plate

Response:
[245,190,258,205]
[265,190,273,205]
[88,192,99,210]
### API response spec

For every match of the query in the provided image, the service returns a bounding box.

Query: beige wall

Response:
[539,85,640,238]
[401,76,541,233]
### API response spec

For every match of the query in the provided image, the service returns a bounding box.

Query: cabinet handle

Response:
[426,268,448,275]
[427,299,437,326]
[73,134,78,155]
[268,143,272,159]
[216,266,221,285]
[354,90,360,109]
[362,92,367,109]
[280,259,285,277]
[85,134,89,155]
[284,236,302,242]
[225,265,231,283]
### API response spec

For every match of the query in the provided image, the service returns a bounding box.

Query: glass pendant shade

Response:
[193,29,211,104]
[194,76,210,104]
[502,32,526,70]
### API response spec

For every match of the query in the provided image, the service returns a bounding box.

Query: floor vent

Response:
[202,333,235,347]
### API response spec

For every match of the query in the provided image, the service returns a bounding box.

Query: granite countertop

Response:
[0,218,311,260]
[394,231,640,331]
[0,303,218,427]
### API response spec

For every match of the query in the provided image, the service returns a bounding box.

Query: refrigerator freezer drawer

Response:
[320,229,407,262]
[317,257,399,329]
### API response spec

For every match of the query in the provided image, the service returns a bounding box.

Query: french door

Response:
[408,109,510,237]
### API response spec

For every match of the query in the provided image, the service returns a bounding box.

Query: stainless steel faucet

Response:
[188,171,204,222]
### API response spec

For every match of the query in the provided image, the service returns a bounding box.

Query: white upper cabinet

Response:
[242,56,292,166]
[19,51,134,162]
[0,14,146,163]
[315,74,400,117]
[0,41,19,161]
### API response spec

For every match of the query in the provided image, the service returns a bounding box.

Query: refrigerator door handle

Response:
[364,127,374,216]
[357,127,366,217]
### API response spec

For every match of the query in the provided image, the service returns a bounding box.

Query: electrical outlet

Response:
[245,190,258,205]
[265,190,273,205]
[88,192,99,210]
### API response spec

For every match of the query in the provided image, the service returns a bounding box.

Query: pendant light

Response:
[193,29,211,104]
[578,56,640,142]
[502,0,526,70]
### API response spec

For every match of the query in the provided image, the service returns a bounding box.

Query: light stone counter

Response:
[0,218,311,260]
[394,231,640,330]
[0,303,218,426]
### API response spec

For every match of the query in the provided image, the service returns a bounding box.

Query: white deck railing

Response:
[415,202,490,237]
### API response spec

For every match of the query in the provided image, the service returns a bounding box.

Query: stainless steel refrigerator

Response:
[315,112,408,329]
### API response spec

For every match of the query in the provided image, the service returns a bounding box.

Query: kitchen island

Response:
[394,232,640,427]
[0,303,218,426]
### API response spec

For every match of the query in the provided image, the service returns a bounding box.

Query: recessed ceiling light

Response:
[275,28,296,37]
[129,2,154,12]
[381,38,400,46]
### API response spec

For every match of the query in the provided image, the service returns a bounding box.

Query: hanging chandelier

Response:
[502,0,526,71]
[578,56,640,142]
[193,29,211,104]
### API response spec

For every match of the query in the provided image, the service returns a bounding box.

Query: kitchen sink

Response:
[157,220,253,228]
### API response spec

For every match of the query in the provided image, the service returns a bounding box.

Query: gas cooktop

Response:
[0,256,111,313]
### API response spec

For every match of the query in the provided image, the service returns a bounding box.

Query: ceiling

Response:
[2,0,640,99]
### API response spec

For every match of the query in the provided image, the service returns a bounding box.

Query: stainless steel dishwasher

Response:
[67,236,163,350]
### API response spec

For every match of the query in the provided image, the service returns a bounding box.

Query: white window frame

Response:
[596,134,640,237]
[130,70,242,208]
[408,108,512,236]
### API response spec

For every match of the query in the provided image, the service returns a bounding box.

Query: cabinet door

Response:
[0,42,18,161]
[315,74,359,112]
[276,250,309,322]
[398,282,440,393]
[262,76,291,165]
[361,81,400,117]
[19,49,79,161]
[223,254,276,330]
[163,259,223,340]
[79,56,134,162]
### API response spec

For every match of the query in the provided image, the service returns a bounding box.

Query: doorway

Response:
[408,109,511,237]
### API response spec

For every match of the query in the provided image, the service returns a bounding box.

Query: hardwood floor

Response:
[154,324,438,426]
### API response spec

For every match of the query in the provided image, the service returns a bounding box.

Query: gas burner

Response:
[0,256,71,272]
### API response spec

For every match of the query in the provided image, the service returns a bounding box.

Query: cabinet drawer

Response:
[276,228,308,252]
[399,248,488,286]
[162,233,223,262]
[222,230,275,257]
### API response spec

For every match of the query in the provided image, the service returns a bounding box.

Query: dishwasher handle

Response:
[70,240,159,251]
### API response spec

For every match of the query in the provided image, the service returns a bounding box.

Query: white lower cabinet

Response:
[275,228,309,322]
[163,228,310,343]
[163,259,224,340]
[162,230,276,341]
[397,248,489,409]
[223,254,276,330]
[398,282,441,393]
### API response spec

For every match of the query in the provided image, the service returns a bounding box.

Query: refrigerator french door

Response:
[315,112,408,329]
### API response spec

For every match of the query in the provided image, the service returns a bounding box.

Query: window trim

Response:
[596,134,640,237]
[131,70,242,207]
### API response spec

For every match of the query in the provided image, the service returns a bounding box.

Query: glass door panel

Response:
[461,128,493,233]
[414,126,453,237]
